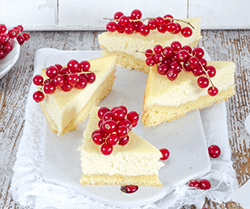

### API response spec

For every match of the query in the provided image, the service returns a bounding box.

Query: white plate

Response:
[0,39,20,79]
[43,51,211,207]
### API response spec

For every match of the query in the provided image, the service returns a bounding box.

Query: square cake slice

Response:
[142,61,235,127]
[39,55,117,136]
[78,107,164,187]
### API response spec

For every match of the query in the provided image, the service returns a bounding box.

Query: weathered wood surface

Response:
[0,30,249,209]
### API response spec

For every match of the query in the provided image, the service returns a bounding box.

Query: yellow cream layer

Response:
[144,61,235,108]
[79,107,164,176]
[40,55,117,135]
[98,18,202,60]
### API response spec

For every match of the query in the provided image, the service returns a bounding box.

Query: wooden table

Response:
[0,30,248,209]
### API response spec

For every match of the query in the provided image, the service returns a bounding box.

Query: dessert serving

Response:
[142,42,235,127]
[98,10,202,73]
[78,106,164,187]
[32,55,117,136]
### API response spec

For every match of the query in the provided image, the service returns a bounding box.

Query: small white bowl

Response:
[0,39,20,79]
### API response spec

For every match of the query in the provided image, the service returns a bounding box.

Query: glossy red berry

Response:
[157,64,168,75]
[85,72,96,83]
[76,77,87,89]
[153,45,163,54]
[61,83,73,92]
[208,145,221,158]
[92,133,105,145]
[206,65,216,78]
[119,136,129,145]
[182,45,193,54]
[121,185,138,193]
[171,41,182,51]
[16,34,25,45]
[197,76,209,88]
[67,59,79,73]
[153,54,164,64]
[199,180,211,190]
[101,119,117,133]
[33,91,45,102]
[146,56,155,66]
[22,32,30,41]
[147,19,157,30]
[139,25,150,36]
[159,148,170,160]
[0,24,7,33]
[107,133,119,145]
[106,21,117,32]
[188,56,200,68]
[0,33,9,43]
[66,73,78,86]
[163,14,173,24]
[166,69,178,81]
[145,49,154,58]
[193,47,204,59]
[188,180,200,189]
[208,86,218,96]
[157,24,167,33]
[117,125,128,137]
[46,66,59,78]
[124,24,134,34]
[114,11,123,20]
[33,75,44,86]
[98,107,110,119]
[163,46,174,58]
[119,15,130,26]
[181,27,193,37]
[52,75,65,87]
[79,61,90,72]
[101,143,113,155]
[112,108,126,121]
[192,65,204,76]
[8,29,18,38]
[127,111,139,125]
[177,50,190,62]
[118,119,132,130]
[166,22,177,34]
[130,9,142,20]
[44,83,56,94]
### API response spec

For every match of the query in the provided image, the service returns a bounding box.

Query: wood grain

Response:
[0,30,249,209]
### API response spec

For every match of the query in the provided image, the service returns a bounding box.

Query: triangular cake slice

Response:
[78,107,164,187]
[98,18,202,73]
[142,61,235,127]
[39,55,117,136]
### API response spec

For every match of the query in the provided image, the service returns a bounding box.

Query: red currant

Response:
[116,23,125,33]
[159,148,170,160]
[101,119,117,133]
[197,76,209,88]
[188,180,200,189]
[153,54,164,64]
[124,24,134,34]
[61,83,73,92]
[147,19,157,30]
[101,143,113,155]
[66,73,78,86]
[172,23,181,34]
[8,29,18,38]
[107,133,119,145]
[155,17,164,26]
[171,41,182,51]
[114,11,123,20]
[98,107,110,119]
[192,65,204,76]
[59,67,70,75]
[182,45,192,54]
[33,75,44,85]
[0,33,9,44]
[192,47,204,59]
[166,69,178,81]
[199,179,211,190]
[181,27,193,37]
[33,91,45,102]
[119,105,128,115]
[130,9,142,20]
[170,61,182,73]
[16,34,25,45]
[208,145,221,158]
[206,65,216,77]
[92,133,105,145]
[117,125,128,137]
[188,56,200,68]
[163,14,173,24]
[112,108,126,121]
[55,64,63,71]
[44,83,56,94]
[79,61,90,72]
[67,59,79,73]
[157,64,168,75]
[53,75,65,87]
[46,66,59,78]
[145,49,154,58]
[119,136,129,145]
[127,111,139,125]
[133,21,143,32]
[106,21,117,32]
[146,56,155,66]
[153,45,163,54]
[157,24,167,33]
[85,72,96,83]
[139,25,150,36]
[0,24,7,33]
[103,111,113,121]
[22,32,30,41]
[76,78,87,89]
[166,22,177,34]
[121,185,138,193]
[119,16,130,26]
[207,86,218,96]
[118,119,132,130]
[177,50,190,62]
[199,58,207,67]
[163,46,174,58]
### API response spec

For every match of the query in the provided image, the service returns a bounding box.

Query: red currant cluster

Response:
[92,106,139,155]
[32,59,95,102]
[145,41,218,96]
[189,179,211,190]
[0,24,29,59]
[106,9,193,37]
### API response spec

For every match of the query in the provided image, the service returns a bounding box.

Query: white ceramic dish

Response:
[42,51,211,207]
[0,39,20,79]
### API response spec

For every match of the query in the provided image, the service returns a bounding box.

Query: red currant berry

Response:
[8,29,18,38]
[133,21,143,32]
[206,65,216,78]
[182,45,193,54]
[139,25,150,36]
[162,58,172,65]
[166,22,177,34]
[101,143,113,155]
[3,42,12,53]
[16,34,25,45]
[114,11,123,20]
[66,73,78,86]
[166,69,178,81]
[157,24,167,33]
[55,64,62,71]
[98,107,110,119]
[188,180,200,189]
[85,72,96,83]
[106,21,117,32]
[197,76,209,88]
[79,60,90,72]
[188,56,200,68]
[163,14,173,24]
[199,58,207,67]
[208,145,221,158]
[52,75,65,87]
[181,27,193,37]
[119,135,129,145]
[0,33,9,44]
[192,65,204,76]
[199,179,211,190]
[44,83,56,94]
[170,61,182,73]
[17,25,23,32]
[155,17,164,26]
[118,119,132,130]
[159,148,170,160]
[22,32,30,41]
[173,23,181,34]
[163,46,174,58]
[103,111,113,121]
[124,24,134,34]
[153,54,164,64]
[61,83,73,92]
[157,64,168,75]
[67,59,79,73]
[119,105,128,115]
[177,50,190,62]
[46,66,59,78]
[101,119,117,133]
[153,45,163,54]
[76,77,87,89]
[112,108,126,121]
[121,185,138,193]
[171,41,182,51]
[117,125,128,137]
[59,67,70,75]
[116,23,125,33]
[33,91,45,102]
[92,133,105,145]
[208,86,218,96]
[33,75,44,86]
[127,111,139,125]
[0,24,7,33]
[193,47,204,59]
[107,133,119,145]
[119,16,130,26]
[183,61,193,72]
[130,9,142,20]
[147,19,157,30]
[146,56,155,66]
[145,49,154,58]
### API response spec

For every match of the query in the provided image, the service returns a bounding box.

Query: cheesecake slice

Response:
[40,55,117,136]
[78,107,164,187]
[98,18,202,73]
[142,61,235,127]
